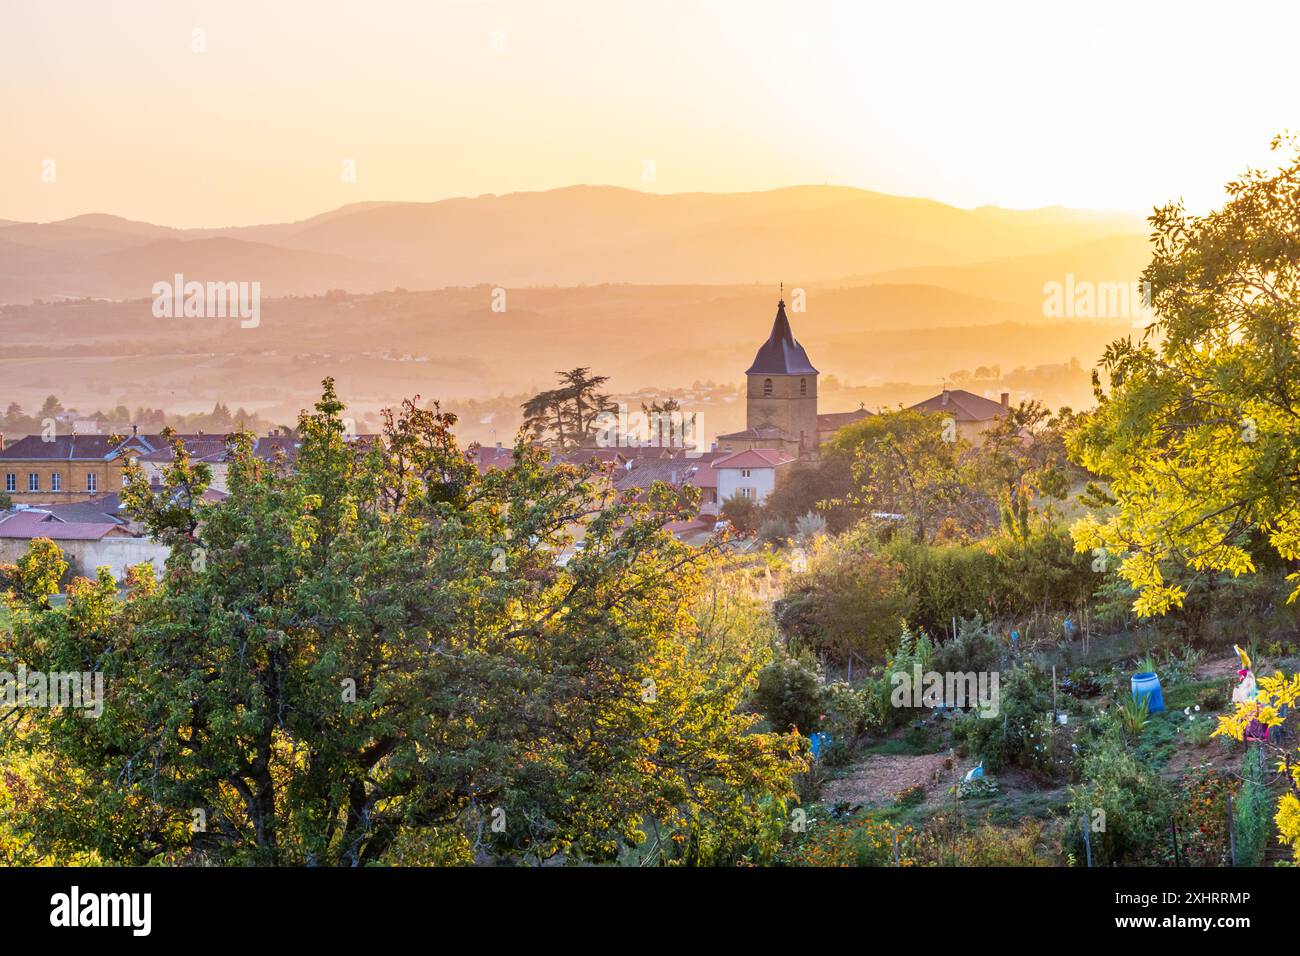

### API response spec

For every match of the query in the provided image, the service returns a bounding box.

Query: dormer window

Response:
[763,378,773,397]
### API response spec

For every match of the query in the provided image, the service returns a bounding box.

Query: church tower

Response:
[717,296,819,458]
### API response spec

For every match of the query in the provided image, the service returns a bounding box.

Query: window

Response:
[739,487,755,499]
[763,378,773,397]
[800,378,807,396]
[87,473,98,493]
[51,473,62,492]
[4,474,14,493]
[741,468,751,478]
[28,473,39,492]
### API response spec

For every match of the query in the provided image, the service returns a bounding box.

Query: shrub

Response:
[794,511,828,546]
[952,662,1056,775]
[1068,737,1172,865]
[720,493,760,534]
[784,525,914,664]
[752,656,823,734]
[894,784,926,807]
[914,812,1055,866]
[1172,764,1235,867]
[929,615,1002,675]
[881,525,1093,636]
[756,518,792,545]
[820,680,871,740]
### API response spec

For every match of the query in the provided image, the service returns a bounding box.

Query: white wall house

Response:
[713,449,793,507]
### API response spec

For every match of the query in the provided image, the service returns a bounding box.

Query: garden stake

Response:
[1227,794,1236,866]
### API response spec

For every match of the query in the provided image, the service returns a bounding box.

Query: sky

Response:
[2,0,1298,227]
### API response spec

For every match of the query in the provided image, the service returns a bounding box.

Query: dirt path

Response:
[820,752,959,808]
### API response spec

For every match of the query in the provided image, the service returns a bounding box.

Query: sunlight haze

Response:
[3,0,1297,225]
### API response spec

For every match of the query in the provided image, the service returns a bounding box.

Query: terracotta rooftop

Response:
[713,449,795,469]
[817,408,873,429]
[715,423,797,443]
[0,510,129,540]
[909,389,1010,423]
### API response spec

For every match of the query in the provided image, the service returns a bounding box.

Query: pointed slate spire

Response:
[745,298,818,375]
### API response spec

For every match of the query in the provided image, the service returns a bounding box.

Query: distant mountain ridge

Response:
[0,185,1147,304]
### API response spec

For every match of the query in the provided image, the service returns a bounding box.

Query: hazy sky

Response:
[3,0,1298,227]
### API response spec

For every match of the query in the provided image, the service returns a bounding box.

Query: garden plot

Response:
[820,751,956,808]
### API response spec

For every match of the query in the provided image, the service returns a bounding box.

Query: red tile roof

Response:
[715,424,796,443]
[0,510,128,540]
[909,389,1009,422]
[817,408,873,429]
[713,449,795,469]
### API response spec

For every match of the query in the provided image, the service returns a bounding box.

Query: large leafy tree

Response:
[2,379,803,865]
[1072,136,1300,616]
[832,408,994,543]
[976,401,1079,539]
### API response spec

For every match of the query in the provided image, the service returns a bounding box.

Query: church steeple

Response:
[745,297,818,375]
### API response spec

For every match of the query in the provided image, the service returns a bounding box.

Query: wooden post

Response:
[1170,816,1180,867]
[1227,793,1237,867]
[1082,811,1092,867]
[1052,665,1058,736]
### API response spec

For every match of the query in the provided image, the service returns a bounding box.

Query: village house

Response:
[0,431,302,504]
[908,387,1011,445]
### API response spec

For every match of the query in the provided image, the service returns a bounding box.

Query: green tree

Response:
[521,367,618,450]
[1072,136,1300,615]
[833,408,992,543]
[977,401,1078,539]
[2,379,803,866]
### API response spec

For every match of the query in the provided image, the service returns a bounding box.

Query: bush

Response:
[952,662,1057,775]
[929,615,1003,675]
[720,493,760,534]
[1068,736,1173,865]
[756,518,792,545]
[914,811,1055,866]
[760,454,861,534]
[820,680,871,739]
[894,784,926,807]
[752,656,823,734]
[882,525,1093,636]
[794,511,828,546]
[781,524,914,664]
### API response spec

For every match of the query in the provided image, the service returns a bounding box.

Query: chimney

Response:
[1000,392,1010,409]
[495,441,502,449]
[131,424,138,436]
[941,389,950,406]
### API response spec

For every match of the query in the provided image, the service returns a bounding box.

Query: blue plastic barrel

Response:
[1130,672,1164,713]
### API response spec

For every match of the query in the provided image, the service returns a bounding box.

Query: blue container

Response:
[1130,672,1164,713]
